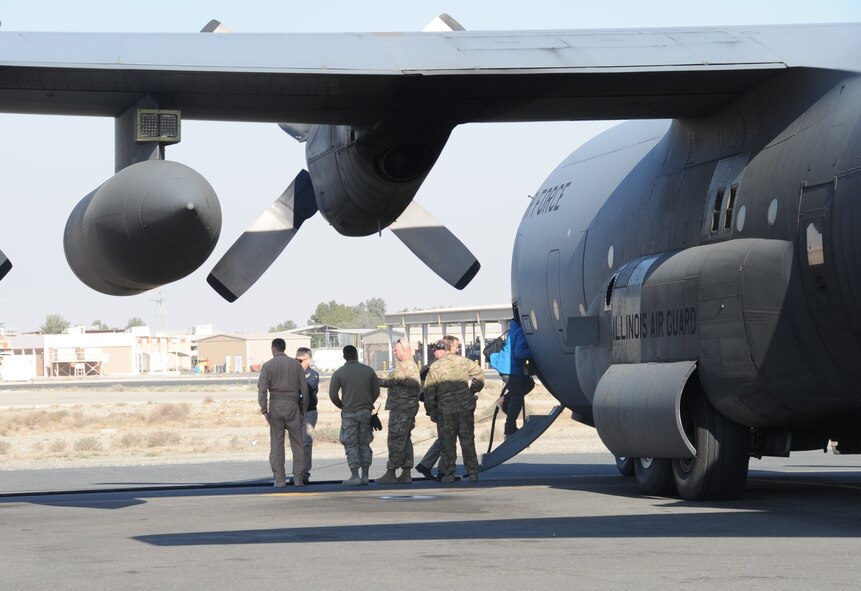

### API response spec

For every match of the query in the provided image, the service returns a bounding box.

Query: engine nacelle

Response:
[64,160,221,296]
[305,117,452,236]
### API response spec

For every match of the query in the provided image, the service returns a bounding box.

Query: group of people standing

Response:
[258,323,529,488]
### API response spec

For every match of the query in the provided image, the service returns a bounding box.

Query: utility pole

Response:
[152,290,167,333]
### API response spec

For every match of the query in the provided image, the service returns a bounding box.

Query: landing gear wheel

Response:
[615,455,635,476]
[672,388,750,500]
[634,457,676,496]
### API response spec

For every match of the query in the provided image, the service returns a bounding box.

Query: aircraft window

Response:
[529,310,538,333]
[711,187,725,233]
[552,298,560,321]
[768,198,778,226]
[724,185,738,230]
[736,205,746,232]
[607,245,614,269]
[806,222,825,266]
[578,303,586,316]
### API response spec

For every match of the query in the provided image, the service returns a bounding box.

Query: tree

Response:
[354,297,387,328]
[40,314,70,334]
[91,319,111,331]
[269,319,297,332]
[125,317,146,329]
[309,300,358,327]
[307,298,387,330]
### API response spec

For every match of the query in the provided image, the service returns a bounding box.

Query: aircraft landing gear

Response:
[634,457,676,496]
[672,389,749,500]
[615,455,635,476]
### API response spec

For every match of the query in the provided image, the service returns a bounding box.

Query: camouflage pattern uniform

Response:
[379,358,421,469]
[339,409,374,469]
[423,353,485,479]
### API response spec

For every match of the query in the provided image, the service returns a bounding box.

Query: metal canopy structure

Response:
[384,304,513,368]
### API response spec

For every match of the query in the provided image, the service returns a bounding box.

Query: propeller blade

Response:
[0,248,11,282]
[389,201,480,290]
[207,170,317,302]
[200,20,230,33]
[423,13,466,32]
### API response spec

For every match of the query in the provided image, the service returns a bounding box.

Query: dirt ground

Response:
[0,379,608,470]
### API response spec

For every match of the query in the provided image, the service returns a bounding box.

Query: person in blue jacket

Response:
[490,317,535,436]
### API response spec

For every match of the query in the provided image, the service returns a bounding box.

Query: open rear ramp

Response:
[480,405,564,471]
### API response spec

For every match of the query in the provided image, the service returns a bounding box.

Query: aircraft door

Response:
[798,180,861,375]
[546,249,574,354]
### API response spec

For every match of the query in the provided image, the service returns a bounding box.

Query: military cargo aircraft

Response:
[1,18,860,499]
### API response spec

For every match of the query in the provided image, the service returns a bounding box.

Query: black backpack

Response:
[482,331,508,363]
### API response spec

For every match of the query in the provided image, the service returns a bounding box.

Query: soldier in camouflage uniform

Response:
[376,339,421,484]
[423,339,485,483]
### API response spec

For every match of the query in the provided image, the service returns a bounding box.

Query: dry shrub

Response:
[203,396,214,404]
[146,431,181,447]
[0,409,70,432]
[314,426,341,444]
[74,437,102,452]
[228,435,245,450]
[116,432,146,449]
[48,440,67,453]
[146,403,190,424]
[0,440,10,454]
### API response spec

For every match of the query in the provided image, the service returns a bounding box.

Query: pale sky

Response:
[0,1,859,333]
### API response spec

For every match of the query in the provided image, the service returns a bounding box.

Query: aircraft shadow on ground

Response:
[133,501,861,547]
[5,463,861,515]
[0,462,612,510]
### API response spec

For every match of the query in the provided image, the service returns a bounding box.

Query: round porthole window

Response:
[552,298,560,321]
[607,245,614,269]
[736,205,746,232]
[530,309,538,331]
[768,198,778,226]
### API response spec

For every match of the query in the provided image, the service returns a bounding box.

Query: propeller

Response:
[206,170,317,302]
[0,248,11,282]
[389,201,480,289]
[203,16,479,301]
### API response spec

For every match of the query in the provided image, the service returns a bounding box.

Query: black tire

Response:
[634,457,676,496]
[672,387,750,501]
[615,455,635,476]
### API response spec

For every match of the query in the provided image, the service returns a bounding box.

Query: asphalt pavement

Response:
[3,451,861,590]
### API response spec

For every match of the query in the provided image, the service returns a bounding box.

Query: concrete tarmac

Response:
[3,451,861,590]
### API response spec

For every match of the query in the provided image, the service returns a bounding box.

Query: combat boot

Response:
[468,472,479,482]
[396,469,412,484]
[440,473,458,483]
[360,466,370,485]
[376,469,398,484]
[342,469,362,486]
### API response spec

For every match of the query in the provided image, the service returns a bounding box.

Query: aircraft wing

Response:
[1,23,858,124]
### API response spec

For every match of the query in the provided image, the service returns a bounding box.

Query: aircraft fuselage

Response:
[514,68,861,457]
